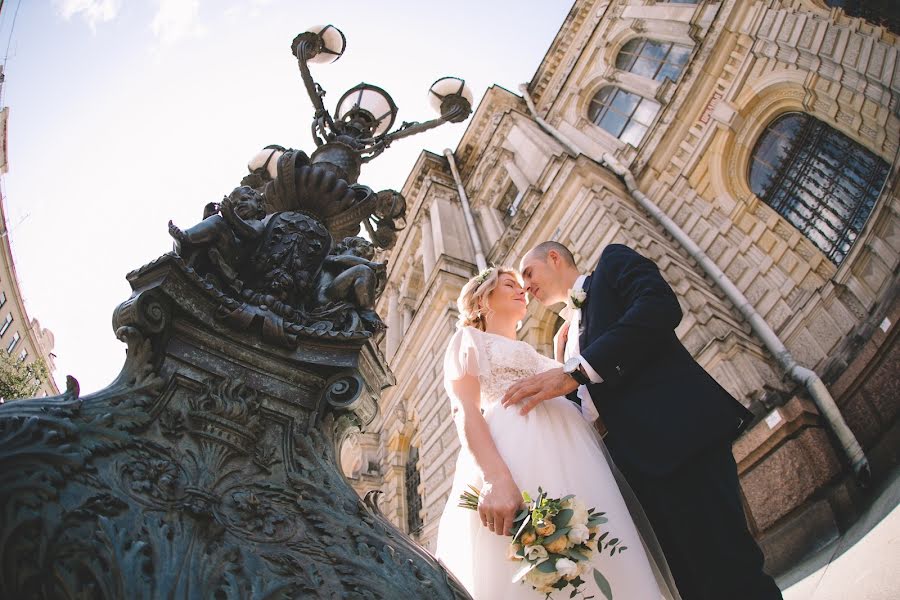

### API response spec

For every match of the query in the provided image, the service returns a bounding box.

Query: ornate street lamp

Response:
[237,24,472,251]
[0,25,473,600]
[290,24,473,183]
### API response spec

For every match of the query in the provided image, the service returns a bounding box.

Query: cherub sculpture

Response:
[314,237,387,332]
[168,186,268,293]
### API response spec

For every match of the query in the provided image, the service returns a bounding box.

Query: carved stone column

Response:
[385,285,402,359]
[420,209,436,280]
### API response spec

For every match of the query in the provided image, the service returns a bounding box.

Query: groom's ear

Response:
[546,249,559,267]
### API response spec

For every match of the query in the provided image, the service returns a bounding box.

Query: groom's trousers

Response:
[614,441,783,600]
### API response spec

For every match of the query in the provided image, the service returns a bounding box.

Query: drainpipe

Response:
[444,148,488,271]
[518,84,870,480]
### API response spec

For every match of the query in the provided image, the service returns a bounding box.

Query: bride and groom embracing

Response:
[434,242,784,600]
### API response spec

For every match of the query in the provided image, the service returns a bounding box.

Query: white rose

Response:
[524,567,561,591]
[569,289,587,308]
[577,560,594,578]
[524,544,549,562]
[568,523,591,545]
[562,498,590,526]
[555,558,579,580]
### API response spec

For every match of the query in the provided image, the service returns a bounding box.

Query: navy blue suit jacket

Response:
[575,244,753,477]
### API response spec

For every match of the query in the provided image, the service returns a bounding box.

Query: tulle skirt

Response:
[435,396,678,600]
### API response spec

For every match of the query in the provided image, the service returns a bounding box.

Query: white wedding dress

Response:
[435,326,679,600]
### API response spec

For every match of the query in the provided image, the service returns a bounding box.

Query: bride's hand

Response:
[479,476,522,537]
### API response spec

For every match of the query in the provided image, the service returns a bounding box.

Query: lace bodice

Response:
[443,327,560,407]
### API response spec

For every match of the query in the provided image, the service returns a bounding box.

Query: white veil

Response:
[593,431,683,600]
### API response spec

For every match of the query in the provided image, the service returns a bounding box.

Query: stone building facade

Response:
[0,203,59,399]
[0,67,59,400]
[345,0,899,574]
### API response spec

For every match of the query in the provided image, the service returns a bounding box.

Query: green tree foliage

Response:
[0,350,49,402]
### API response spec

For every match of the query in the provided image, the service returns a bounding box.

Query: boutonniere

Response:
[568,288,587,309]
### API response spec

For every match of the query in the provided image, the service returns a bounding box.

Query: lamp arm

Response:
[310,120,325,146]
[379,115,448,146]
[295,39,336,132]
[359,142,387,164]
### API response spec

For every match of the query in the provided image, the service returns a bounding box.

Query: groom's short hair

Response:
[531,241,576,267]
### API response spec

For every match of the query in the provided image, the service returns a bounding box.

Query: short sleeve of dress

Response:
[443,327,490,393]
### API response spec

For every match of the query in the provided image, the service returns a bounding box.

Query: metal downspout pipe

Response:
[444,148,488,271]
[518,84,869,479]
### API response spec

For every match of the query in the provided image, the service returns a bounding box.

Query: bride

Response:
[435,267,679,600]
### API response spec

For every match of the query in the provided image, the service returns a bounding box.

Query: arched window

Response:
[588,87,660,146]
[405,446,423,535]
[749,113,889,264]
[616,38,691,83]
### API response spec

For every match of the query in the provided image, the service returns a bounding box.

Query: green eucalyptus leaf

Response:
[593,569,613,600]
[536,560,557,573]
[555,508,574,527]
[566,548,588,562]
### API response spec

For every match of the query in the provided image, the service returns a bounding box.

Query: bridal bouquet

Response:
[459,486,625,599]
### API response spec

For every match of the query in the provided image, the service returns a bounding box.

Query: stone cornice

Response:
[528,0,611,113]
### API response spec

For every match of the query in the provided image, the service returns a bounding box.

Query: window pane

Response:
[619,38,643,55]
[610,89,640,115]
[747,112,889,264]
[0,314,11,337]
[599,109,628,137]
[630,56,660,79]
[620,122,648,146]
[668,45,691,65]
[631,98,660,126]
[7,332,19,353]
[643,40,670,62]
[615,39,642,71]
[617,38,691,83]
[588,86,659,145]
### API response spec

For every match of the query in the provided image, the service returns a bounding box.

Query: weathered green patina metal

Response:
[0,26,472,600]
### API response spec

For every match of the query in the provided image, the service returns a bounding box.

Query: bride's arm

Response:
[450,374,522,537]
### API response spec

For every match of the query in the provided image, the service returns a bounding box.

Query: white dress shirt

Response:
[561,274,601,422]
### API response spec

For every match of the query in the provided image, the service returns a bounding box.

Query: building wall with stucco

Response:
[344,0,899,574]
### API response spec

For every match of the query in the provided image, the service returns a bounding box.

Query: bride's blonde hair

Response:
[456,266,521,330]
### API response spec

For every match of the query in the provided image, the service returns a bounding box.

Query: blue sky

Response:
[0,0,572,393]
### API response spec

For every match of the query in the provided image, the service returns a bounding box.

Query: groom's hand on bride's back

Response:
[501,368,580,416]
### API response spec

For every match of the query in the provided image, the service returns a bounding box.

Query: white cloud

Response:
[54,0,121,30]
[151,0,203,46]
[224,0,274,23]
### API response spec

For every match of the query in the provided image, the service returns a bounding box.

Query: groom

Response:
[502,242,782,600]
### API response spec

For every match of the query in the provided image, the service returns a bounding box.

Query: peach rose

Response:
[535,521,556,537]
[544,534,569,554]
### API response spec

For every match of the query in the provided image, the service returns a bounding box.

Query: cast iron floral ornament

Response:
[161,24,473,346]
[0,24,473,600]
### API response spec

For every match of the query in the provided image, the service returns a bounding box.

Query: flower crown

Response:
[473,267,494,287]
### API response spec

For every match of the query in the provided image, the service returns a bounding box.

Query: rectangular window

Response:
[0,291,6,307]
[0,313,11,337]
[18,349,27,362]
[6,331,20,353]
